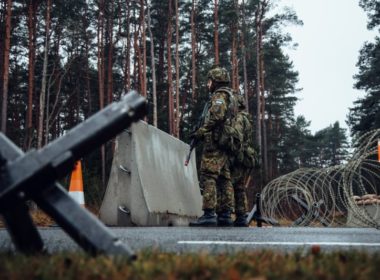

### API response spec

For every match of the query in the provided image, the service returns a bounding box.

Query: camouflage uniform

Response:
[197,89,234,213]
[215,98,252,213]
[231,111,252,215]
[230,95,255,226]
[189,66,235,227]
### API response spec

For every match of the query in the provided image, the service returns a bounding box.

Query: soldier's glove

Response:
[190,128,206,141]
[200,187,204,196]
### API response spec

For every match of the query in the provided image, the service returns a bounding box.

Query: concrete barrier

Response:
[99,121,203,226]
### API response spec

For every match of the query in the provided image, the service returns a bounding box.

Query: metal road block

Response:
[290,194,330,227]
[246,193,279,227]
[0,91,146,258]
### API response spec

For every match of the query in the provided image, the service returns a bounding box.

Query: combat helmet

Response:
[207,65,230,83]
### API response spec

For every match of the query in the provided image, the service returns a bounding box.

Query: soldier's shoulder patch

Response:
[214,99,224,105]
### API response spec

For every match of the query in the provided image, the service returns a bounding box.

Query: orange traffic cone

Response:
[69,161,85,207]
[378,139,380,162]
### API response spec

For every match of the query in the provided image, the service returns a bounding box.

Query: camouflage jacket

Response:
[197,87,233,138]
[236,111,254,146]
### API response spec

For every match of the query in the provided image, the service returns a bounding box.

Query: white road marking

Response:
[178,241,380,247]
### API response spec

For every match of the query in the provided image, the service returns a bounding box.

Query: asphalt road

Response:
[1,227,380,254]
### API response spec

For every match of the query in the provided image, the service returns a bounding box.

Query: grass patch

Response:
[0,250,379,279]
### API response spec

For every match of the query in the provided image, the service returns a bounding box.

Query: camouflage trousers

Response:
[230,162,250,216]
[200,149,234,213]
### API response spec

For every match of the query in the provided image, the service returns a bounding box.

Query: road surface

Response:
[1,227,380,254]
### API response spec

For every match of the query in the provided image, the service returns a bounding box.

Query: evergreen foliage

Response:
[0,0,355,206]
[348,0,380,140]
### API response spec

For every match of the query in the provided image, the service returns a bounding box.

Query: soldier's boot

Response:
[189,209,217,227]
[234,213,249,227]
[217,211,233,227]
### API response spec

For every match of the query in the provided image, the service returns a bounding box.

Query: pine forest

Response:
[1,0,379,207]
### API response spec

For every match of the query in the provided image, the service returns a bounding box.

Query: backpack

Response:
[235,111,257,168]
[215,88,243,154]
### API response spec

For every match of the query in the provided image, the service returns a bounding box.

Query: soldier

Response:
[189,65,235,227]
[230,94,256,227]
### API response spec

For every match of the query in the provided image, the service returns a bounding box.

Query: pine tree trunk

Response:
[0,3,4,103]
[256,0,268,183]
[214,0,219,65]
[147,1,157,127]
[106,0,114,105]
[242,41,248,108]
[124,0,131,92]
[241,0,249,112]
[175,0,180,137]
[191,0,197,100]
[274,115,280,177]
[231,24,238,91]
[133,11,138,88]
[1,0,12,134]
[233,0,239,90]
[267,106,273,180]
[25,1,38,149]
[37,0,51,148]
[255,2,262,160]
[98,0,105,110]
[98,0,106,187]
[136,17,142,96]
[260,2,269,183]
[262,98,268,183]
[45,60,53,145]
[141,0,147,97]
[138,37,143,95]
[84,3,92,116]
[167,0,174,135]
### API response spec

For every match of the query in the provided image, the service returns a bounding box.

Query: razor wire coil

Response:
[260,129,380,228]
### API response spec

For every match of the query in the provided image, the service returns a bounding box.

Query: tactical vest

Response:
[214,87,242,154]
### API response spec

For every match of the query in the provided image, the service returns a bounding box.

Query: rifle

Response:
[184,138,197,167]
[184,101,210,166]
[244,171,253,188]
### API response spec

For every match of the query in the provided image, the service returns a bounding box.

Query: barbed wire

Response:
[260,129,380,228]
